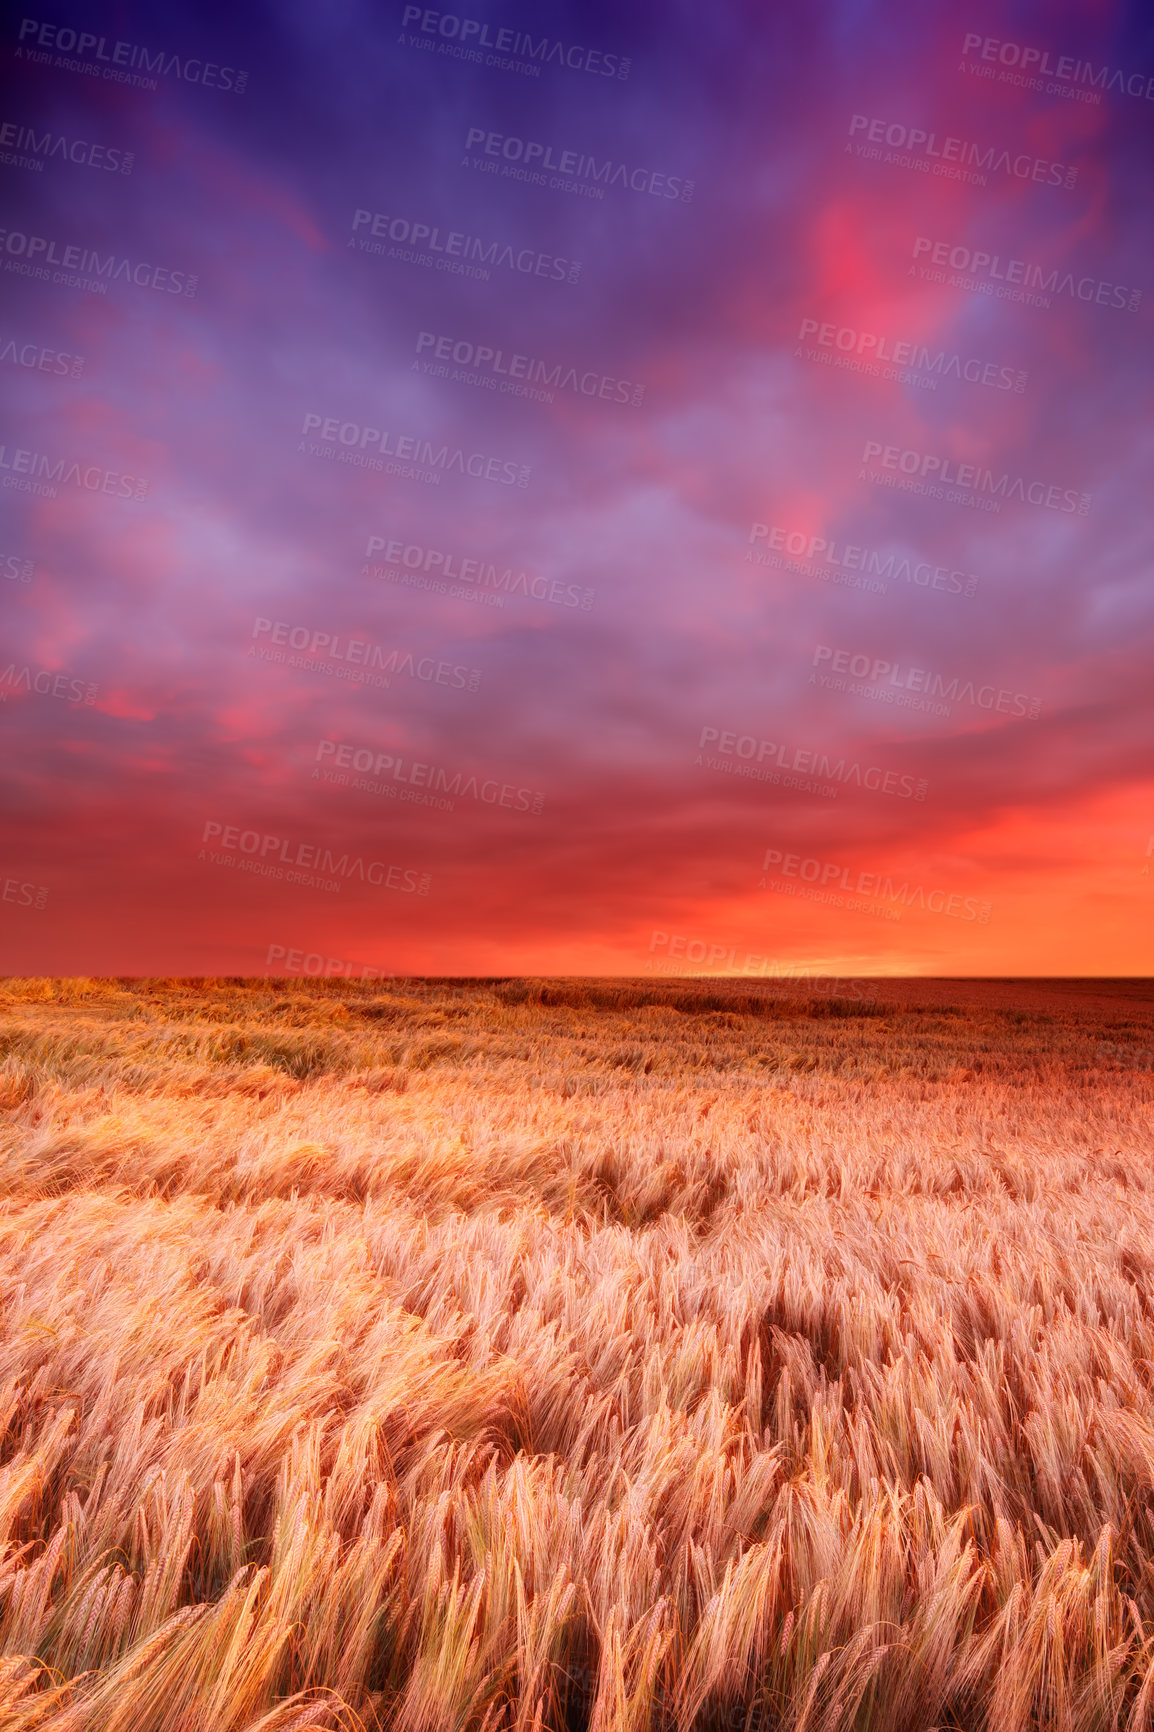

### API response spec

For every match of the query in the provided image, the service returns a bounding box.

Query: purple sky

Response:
[1,0,1152,977]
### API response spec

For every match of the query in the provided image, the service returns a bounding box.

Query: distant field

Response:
[1,975,1153,1731]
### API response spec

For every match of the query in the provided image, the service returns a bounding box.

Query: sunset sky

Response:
[1,0,1152,976]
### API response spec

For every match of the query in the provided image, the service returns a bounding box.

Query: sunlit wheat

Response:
[0,974,1150,1729]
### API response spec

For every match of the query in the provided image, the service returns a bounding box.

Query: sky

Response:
[0,0,1152,978]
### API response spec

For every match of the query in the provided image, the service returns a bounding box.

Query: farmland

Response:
[0,974,1152,1730]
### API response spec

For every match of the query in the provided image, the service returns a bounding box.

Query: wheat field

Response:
[0,974,1153,1731]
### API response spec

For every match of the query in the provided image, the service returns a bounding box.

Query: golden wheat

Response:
[0,974,1151,1729]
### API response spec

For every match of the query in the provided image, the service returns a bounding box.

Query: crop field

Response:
[0,973,1153,1731]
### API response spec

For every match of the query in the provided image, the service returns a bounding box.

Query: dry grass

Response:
[0,973,1152,1730]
